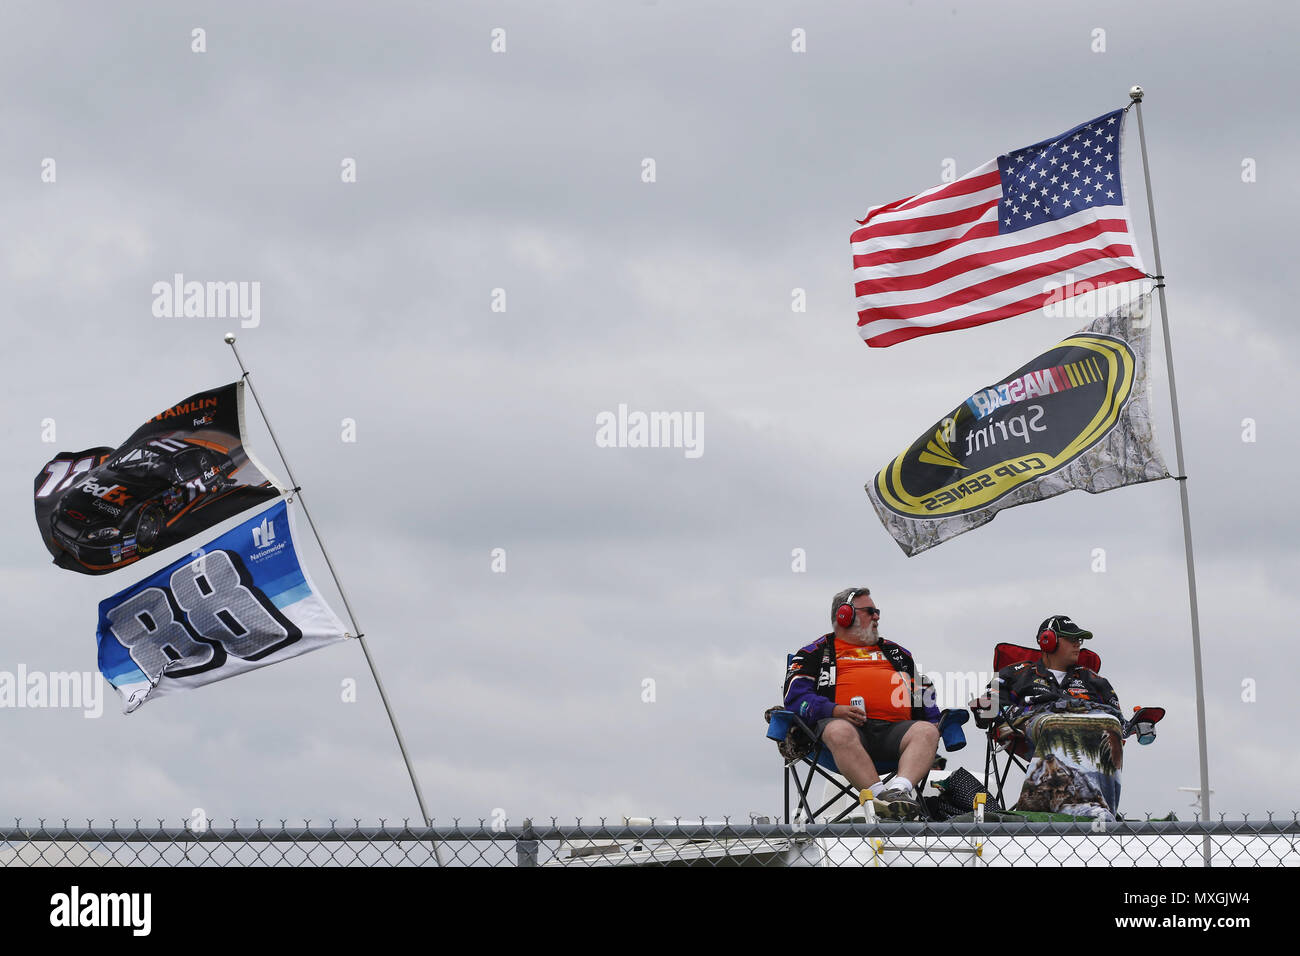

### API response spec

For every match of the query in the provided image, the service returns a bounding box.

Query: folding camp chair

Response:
[969,642,1165,811]
[765,704,970,824]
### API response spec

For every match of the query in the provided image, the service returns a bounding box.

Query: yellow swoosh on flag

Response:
[918,425,965,470]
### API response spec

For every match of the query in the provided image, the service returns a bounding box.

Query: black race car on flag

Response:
[35,382,284,574]
[46,437,242,570]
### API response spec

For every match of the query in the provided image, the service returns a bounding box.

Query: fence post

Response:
[516,818,539,868]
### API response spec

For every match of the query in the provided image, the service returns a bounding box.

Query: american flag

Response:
[851,109,1147,348]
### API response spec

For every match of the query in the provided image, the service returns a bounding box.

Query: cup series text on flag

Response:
[851,110,1147,348]
[865,293,1169,556]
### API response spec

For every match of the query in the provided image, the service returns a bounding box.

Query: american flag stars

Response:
[999,111,1125,233]
[851,107,1144,347]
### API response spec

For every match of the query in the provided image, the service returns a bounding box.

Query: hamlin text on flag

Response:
[34,382,284,575]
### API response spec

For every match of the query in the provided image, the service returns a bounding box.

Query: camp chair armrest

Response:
[969,694,1004,729]
[763,706,823,744]
[788,710,822,740]
[936,708,969,752]
[1122,706,1165,743]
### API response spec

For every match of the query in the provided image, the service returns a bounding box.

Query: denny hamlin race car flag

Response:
[96,500,349,713]
[851,109,1146,348]
[34,382,284,575]
[866,293,1169,556]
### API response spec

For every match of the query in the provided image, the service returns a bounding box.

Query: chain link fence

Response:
[1,816,1296,867]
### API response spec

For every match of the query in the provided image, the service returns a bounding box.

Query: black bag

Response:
[925,767,985,821]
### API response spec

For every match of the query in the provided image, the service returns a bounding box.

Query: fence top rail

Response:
[1,818,1298,843]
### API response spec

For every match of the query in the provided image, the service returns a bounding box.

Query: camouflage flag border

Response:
[866,293,1170,556]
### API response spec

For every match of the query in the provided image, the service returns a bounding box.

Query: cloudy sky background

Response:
[2,1,1296,826]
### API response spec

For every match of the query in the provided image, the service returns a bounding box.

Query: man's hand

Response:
[832,704,867,726]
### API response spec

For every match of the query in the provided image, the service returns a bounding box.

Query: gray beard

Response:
[851,626,881,645]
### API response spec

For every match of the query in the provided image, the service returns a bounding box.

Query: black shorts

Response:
[815,717,918,763]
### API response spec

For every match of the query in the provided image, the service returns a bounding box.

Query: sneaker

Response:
[870,785,921,821]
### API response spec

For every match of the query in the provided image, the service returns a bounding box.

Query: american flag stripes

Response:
[851,110,1147,348]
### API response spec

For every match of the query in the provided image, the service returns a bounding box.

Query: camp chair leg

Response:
[996,761,1013,810]
[774,712,927,826]
[991,749,1030,811]
[966,793,987,866]
[787,748,823,821]
[785,759,826,816]
[860,789,878,823]
[791,767,818,823]
[858,790,886,866]
[788,746,858,823]
[993,752,1013,810]
[788,737,901,824]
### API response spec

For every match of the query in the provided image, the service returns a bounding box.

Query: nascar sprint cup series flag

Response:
[851,109,1146,348]
[34,382,284,575]
[866,293,1169,556]
[96,500,348,713]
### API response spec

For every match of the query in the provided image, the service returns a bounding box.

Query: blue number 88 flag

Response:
[96,500,349,713]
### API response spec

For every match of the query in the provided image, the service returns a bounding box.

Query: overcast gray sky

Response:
[2,1,1297,827]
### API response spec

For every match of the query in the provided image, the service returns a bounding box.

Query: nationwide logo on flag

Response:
[96,500,348,713]
[251,515,276,548]
[851,109,1147,348]
[865,293,1169,556]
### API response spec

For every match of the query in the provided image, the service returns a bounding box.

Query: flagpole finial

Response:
[1129,85,1144,103]
[224,332,236,344]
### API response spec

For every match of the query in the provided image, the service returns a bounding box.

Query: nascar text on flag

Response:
[865,293,1169,555]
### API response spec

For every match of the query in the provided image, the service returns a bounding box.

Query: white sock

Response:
[888,776,915,794]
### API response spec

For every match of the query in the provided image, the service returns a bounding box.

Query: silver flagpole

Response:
[223,334,440,862]
[1128,86,1212,865]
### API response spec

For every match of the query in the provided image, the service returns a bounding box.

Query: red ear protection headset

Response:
[834,589,873,629]
[1037,615,1070,653]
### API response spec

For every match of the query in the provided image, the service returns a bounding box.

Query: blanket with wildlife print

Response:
[1015,712,1123,820]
